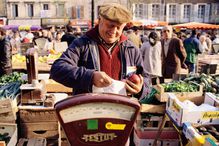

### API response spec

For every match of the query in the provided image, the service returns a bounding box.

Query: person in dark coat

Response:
[0,27,12,77]
[161,26,187,78]
[61,24,77,46]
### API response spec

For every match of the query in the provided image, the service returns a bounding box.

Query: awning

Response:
[2,25,41,31]
[172,22,219,29]
[127,19,168,28]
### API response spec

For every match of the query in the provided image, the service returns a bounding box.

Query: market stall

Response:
[127,19,168,29]
[2,25,41,31]
[172,22,219,30]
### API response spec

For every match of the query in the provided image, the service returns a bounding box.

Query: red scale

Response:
[55,93,140,146]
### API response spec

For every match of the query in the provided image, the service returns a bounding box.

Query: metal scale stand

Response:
[55,93,140,146]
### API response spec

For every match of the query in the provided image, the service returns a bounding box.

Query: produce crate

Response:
[166,93,219,127]
[197,60,219,74]
[154,84,203,102]
[43,79,72,93]
[0,98,18,123]
[135,114,174,131]
[19,122,59,139]
[19,106,57,123]
[204,92,219,107]
[140,104,166,114]
[133,129,179,146]
[0,123,17,146]
[183,123,219,146]
[17,138,46,146]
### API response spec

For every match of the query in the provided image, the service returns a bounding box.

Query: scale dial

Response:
[59,102,136,123]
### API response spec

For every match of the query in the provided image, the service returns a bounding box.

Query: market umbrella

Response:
[172,22,219,29]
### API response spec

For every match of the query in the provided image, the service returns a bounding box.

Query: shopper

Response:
[0,27,12,77]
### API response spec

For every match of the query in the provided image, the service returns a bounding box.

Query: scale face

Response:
[55,93,140,146]
[60,102,136,123]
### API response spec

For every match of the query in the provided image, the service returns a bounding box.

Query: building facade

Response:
[3,0,219,26]
[131,0,219,24]
[5,0,127,27]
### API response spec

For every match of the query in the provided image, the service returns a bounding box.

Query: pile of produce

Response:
[12,53,61,64]
[160,73,219,93]
[161,81,199,92]
[0,72,26,100]
[182,73,219,93]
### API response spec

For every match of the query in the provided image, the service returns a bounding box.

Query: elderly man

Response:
[50,3,150,99]
[161,26,187,78]
[50,3,151,146]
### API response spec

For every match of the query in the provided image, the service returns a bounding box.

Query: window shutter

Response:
[72,6,76,19]
[80,6,84,19]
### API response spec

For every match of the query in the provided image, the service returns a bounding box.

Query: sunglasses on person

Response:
[163,30,170,33]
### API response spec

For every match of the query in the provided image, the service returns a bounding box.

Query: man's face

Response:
[162,29,172,39]
[98,17,126,44]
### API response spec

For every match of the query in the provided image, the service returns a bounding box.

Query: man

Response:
[51,4,150,145]
[0,27,12,77]
[161,26,187,78]
[183,29,200,73]
[50,3,150,99]
[61,22,77,46]
[126,28,142,49]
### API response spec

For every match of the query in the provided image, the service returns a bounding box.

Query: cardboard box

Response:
[182,122,219,146]
[154,84,203,102]
[166,93,219,127]
[0,98,18,123]
[0,123,17,146]
[204,92,219,107]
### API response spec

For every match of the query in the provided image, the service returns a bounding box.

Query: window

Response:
[27,4,34,17]
[216,4,219,15]
[43,4,49,10]
[198,5,205,18]
[169,5,176,18]
[134,3,147,19]
[12,4,18,17]
[152,4,160,18]
[183,5,191,18]
[72,5,84,19]
[57,4,65,17]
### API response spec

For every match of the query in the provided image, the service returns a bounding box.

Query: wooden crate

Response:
[135,114,174,131]
[43,79,72,93]
[17,138,46,146]
[20,122,59,139]
[19,106,57,123]
[140,104,165,114]
[154,84,203,102]
[0,123,17,146]
[0,98,18,123]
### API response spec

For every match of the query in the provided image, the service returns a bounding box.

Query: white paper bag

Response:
[92,80,127,96]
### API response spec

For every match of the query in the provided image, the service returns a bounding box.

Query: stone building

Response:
[131,0,219,24]
[3,0,219,26]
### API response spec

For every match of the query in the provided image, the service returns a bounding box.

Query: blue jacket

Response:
[50,34,151,99]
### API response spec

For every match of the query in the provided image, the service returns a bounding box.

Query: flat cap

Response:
[99,3,132,23]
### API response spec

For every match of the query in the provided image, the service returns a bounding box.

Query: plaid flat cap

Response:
[99,3,132,23]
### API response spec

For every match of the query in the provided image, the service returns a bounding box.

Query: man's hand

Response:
[125,74,144,95]
[92,71,112,87]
